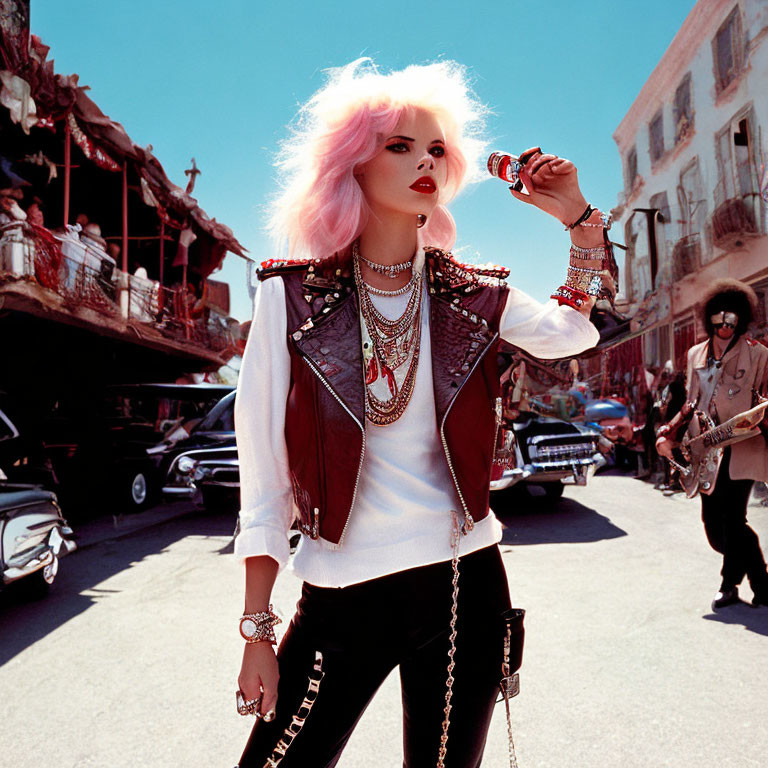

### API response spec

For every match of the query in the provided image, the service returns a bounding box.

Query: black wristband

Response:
[566,204,595,230]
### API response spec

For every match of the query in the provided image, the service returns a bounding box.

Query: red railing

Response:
[0,222,235,354]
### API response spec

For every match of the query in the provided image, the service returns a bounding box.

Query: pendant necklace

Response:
[353,241,422,425]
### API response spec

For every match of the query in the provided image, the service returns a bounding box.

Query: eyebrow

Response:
[387,135,445,144]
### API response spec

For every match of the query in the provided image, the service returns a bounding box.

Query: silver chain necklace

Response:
[363,276,416,297]
[353,240,413,279]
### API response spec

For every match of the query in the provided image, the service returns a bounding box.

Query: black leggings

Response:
[701,448,768,595]
[237,544,512,768]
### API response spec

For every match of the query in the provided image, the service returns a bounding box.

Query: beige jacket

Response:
[685,336,768,483]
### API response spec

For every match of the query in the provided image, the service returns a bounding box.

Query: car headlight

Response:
[177,456,198,475]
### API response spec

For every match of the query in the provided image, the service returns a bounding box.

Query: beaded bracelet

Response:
[563,205,612,231]
[580,210,612,229]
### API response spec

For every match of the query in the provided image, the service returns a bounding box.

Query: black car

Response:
[161,390,239,511]
[0,384,234,518]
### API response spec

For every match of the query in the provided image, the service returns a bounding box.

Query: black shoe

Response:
[752,592,768,608]
[711,586,740,611]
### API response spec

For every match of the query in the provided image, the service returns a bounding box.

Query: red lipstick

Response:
[409,176,436,194]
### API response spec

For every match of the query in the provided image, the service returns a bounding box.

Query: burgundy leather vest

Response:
[258,248,509,546]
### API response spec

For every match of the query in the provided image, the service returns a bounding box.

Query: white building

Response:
[613,0,768,371]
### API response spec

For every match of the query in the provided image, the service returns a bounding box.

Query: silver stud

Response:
[292,331,303,340]
[462,309,468,316]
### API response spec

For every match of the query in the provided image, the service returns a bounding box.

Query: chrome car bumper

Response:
[2,526,77,584]
[491,458,596,491]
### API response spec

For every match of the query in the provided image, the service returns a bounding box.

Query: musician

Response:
[656,279,768,611]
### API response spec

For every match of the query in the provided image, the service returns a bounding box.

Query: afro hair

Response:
[700,278,758,338]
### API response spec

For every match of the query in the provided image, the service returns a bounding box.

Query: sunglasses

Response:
[710,311,738,329]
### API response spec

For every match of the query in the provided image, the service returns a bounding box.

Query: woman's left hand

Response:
[509,148,588,227]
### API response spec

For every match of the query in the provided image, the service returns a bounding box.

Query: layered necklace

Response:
[352,240,422,426]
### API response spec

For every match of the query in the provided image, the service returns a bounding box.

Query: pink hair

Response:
[268,58,489,259]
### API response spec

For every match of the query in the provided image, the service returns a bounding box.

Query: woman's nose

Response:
[417,153,435,171]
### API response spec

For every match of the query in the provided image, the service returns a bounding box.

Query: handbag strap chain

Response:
[436,512,519,768]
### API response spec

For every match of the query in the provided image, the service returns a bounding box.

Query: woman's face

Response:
[356,108,448,219]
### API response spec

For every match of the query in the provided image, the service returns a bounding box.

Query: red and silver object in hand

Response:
[487,148,539,192]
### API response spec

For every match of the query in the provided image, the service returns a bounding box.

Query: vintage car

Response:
[0,403,76,597]
[490,411,600,507]
[17,383,235,516]
[161,390,239,512]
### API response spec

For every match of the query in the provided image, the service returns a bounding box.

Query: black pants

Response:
[237,544,512,768]
[701,449,768,597]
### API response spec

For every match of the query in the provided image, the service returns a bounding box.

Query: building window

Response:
[715,107,758,205]
[713,106,761,244]
[713,7,744,93]
[625,146,638,190]
[673,74,694,143]
[678,158,705,238]
[672,159,705,279]
[649,110,664,163]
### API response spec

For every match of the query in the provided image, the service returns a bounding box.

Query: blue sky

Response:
[31,0,697,322]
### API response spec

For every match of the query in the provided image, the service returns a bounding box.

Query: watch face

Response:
[240,618,258,640]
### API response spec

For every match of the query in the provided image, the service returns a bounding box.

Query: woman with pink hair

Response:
[233,58,609,767]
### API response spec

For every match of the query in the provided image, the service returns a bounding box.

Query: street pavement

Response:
[1,474,767,768]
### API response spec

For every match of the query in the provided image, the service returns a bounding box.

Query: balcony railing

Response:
[0,221,235,354]
[711,194,760,248]
[670,233,701,281]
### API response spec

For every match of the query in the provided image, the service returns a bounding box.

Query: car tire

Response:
[201,486,238,513]
[19,556,57,599]
[538,482,565,501]
[489,483,527,514]
[125,470,151,512]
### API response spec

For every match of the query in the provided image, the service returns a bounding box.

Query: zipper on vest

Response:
[299,353,366,547]
[439,330,500,534]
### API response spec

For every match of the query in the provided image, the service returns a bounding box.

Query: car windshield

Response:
[193,393,235,433]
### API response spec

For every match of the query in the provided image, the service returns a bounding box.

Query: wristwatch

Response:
[239,605,281,644]
[239,615,261,642]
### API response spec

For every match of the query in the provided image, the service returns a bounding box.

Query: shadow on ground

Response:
[0,506,236,665]
[496,496,627,546]
[702,602,768,637]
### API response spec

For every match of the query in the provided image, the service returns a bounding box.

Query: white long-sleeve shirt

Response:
[234,262,599,587]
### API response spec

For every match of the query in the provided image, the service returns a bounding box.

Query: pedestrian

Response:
[232,58,609,768]
[656,279,768,611]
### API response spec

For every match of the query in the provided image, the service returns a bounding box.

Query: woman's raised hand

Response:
[239,641,280,719]
[509,148,589,227]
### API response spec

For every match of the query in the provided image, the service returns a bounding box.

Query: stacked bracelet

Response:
[569,243,609,260]
[566,265,604,297]
[239,605,282,644]
[551,285,590,309]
